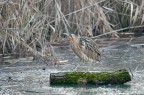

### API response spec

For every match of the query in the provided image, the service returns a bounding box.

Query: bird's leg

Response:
[72,59,82,71]
[73,65,78,71]
[88,61,93,71]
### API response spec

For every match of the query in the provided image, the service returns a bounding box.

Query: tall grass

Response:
[0,0,144,61]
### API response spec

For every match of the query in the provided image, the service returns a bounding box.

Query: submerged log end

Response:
[50,69,131,85]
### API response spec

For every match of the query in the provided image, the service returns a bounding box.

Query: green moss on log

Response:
[50,69,131,85]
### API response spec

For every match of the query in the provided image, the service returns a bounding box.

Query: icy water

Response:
[0,37,144,95]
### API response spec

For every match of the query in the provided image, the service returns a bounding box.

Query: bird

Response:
[63,33,101,71]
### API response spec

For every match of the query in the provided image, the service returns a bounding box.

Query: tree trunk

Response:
[50,69,131,85]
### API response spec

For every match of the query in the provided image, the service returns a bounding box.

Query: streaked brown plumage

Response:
[67,34,101,61]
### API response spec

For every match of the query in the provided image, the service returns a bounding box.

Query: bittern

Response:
[64,33,101,70]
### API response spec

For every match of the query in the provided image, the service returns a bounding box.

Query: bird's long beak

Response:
[63,33,69,36]
[63,33,71,37]
[63,33,74,41]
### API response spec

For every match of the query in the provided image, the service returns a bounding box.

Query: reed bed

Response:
[0,0,144,63]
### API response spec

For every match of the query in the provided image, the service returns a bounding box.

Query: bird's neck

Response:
[71,36,79,44]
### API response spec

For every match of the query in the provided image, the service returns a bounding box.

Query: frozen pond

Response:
[0,37,144,95]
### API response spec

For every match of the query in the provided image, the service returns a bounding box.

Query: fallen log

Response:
[50,69,131,85]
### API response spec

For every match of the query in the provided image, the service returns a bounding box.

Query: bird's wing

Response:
[80,37,101,61]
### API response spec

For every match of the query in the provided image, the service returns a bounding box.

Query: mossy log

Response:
[50,69,131,85]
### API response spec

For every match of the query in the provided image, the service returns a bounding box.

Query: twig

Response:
[91,25,144,38]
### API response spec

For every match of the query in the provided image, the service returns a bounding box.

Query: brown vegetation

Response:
[0,0,144,63]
